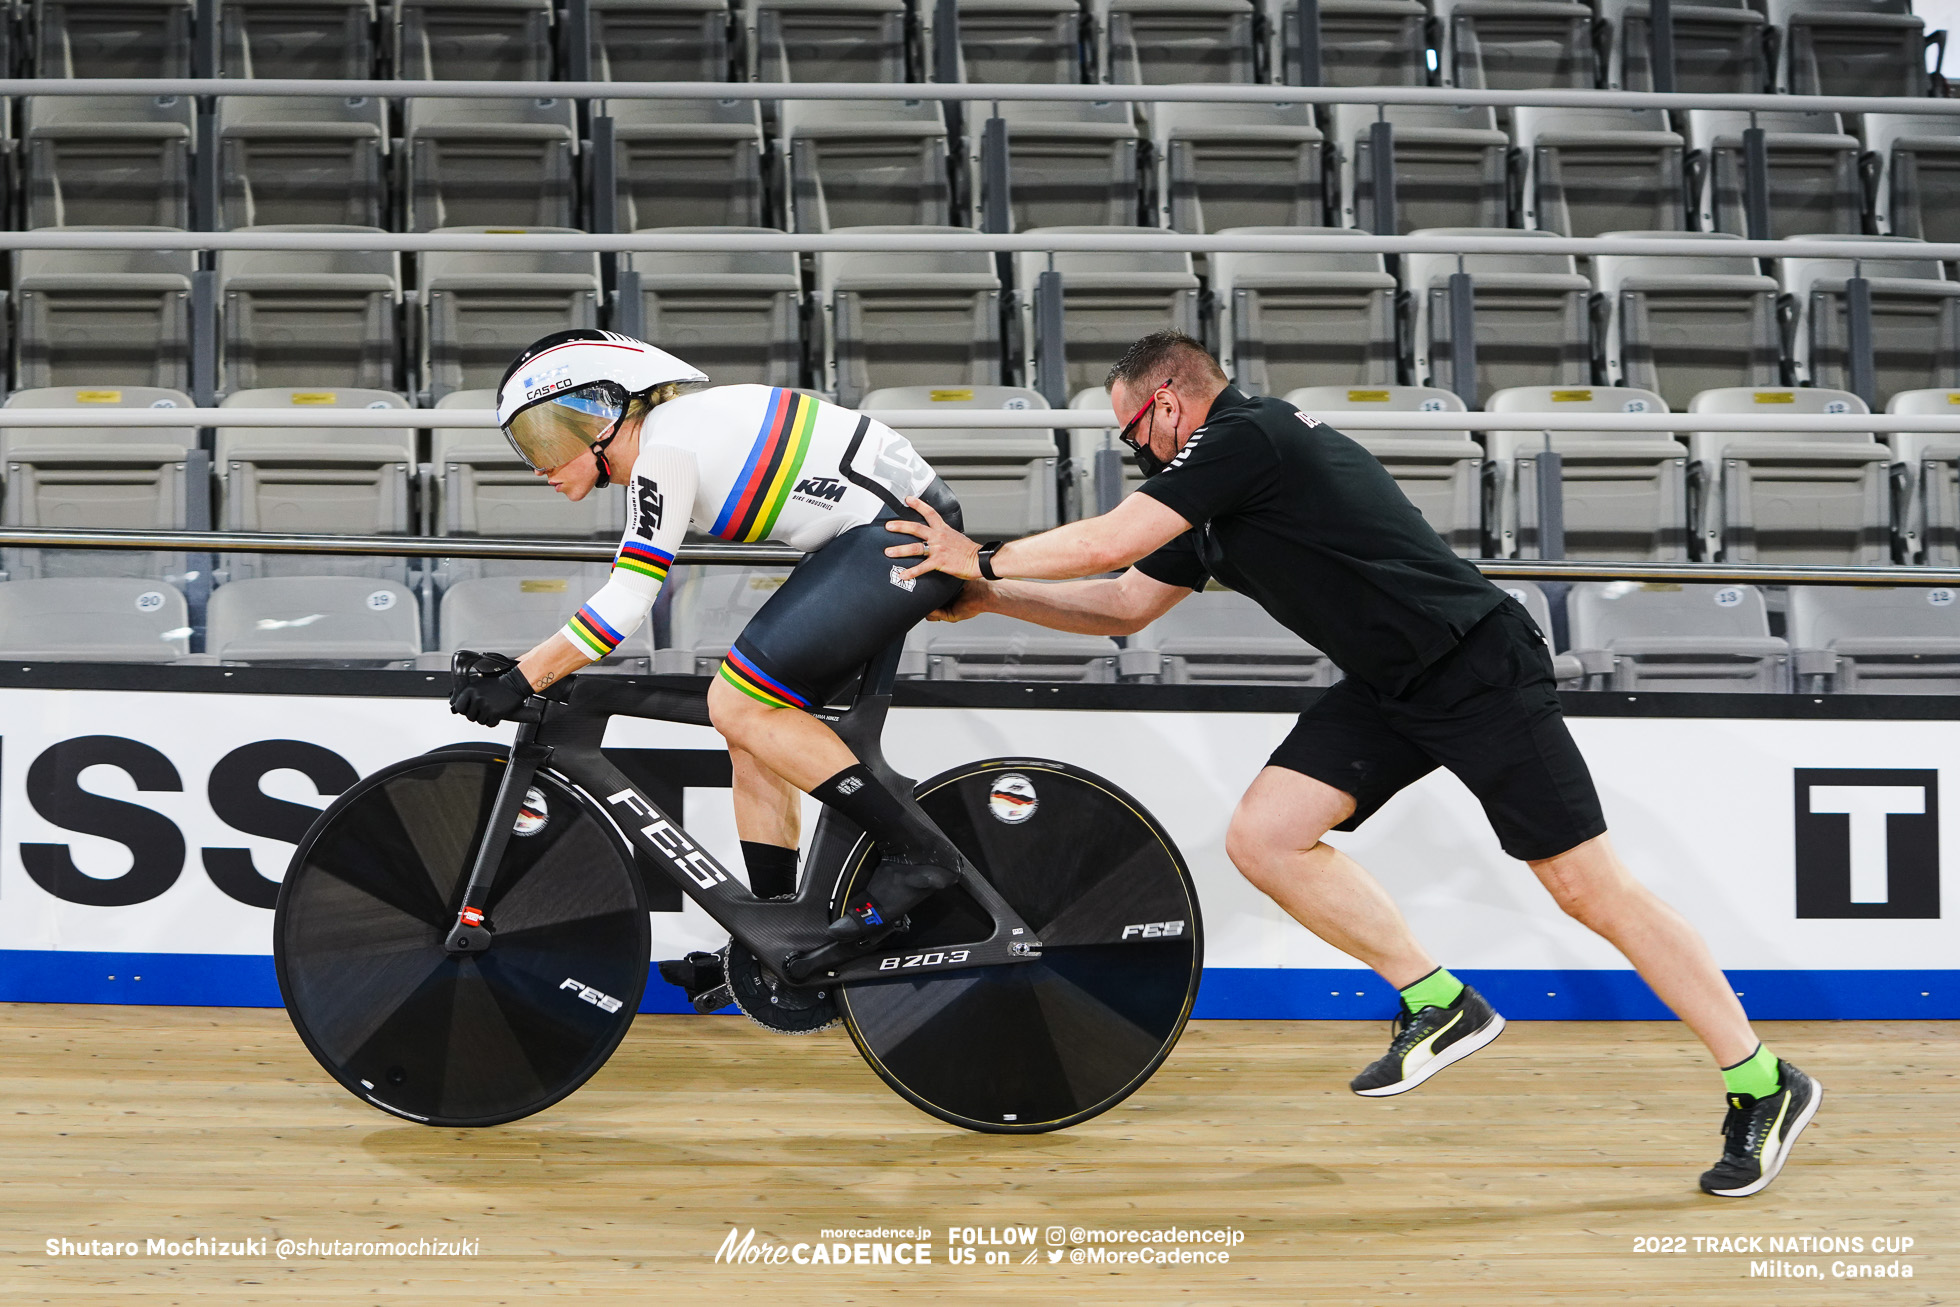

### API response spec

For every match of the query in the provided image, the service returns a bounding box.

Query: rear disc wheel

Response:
[837,760,1202,1133]
[274,751,649,1127]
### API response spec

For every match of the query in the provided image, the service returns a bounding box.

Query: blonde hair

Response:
[625,381,693,425]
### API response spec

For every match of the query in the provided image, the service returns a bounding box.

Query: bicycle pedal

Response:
[689,983,733,1015]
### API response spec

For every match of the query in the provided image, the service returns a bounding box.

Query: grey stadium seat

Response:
[622,233,803,388]
[1593,230,1782,409]
[1284,385,1483,556]
[1433,0,1597,91]
[0,386,198,581]
[1404,230,1593,406]
[395,0,553,80]
[403,96,578,232]
[218,230,402,393]
[1068,385,1140,512]
[1150,102,1323,234]
[1331,103,1509,235]
[910,611,1120,682]
[216,94,388,230]
[657,566,795,674]
[1887,387,1960,565]
[1788,584,1960,694]
[817,232,1002,406]
[1120,587,1338,686]
[754,0,914,82]
[1765,0,1930,98]
[604,97,766,231]
[780,98,953,233]
[35,0,194,77]
[1100,0,1259,85]
[1495,577,1584,687]
[1513,106,1686,238]
[1273,0,1429,87]
[1015,233,1201,399]
[417,233,601,402]
[0,578,191,663]
[23,94,194,229]
[1687,386,1891,565]
[588,0,734,81]
[426,567,653,673]
[204,576,421,667]
[1780,236,1960,409]
[1863,113,1960,246]
[1213,229,1399,397]
[1685,110,1862,239]
[220,1,378,78]
[1566,581,1790,692]
[946,0,1088,83]
[215,388,414,581]
[983,99,1142,231]
[14,239,193,391]
[860,387,1059,539]
[1595,0,1766,94]
[1483,385,1688,561]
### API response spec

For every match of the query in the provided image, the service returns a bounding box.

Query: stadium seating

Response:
[1101,0,1260,84]
[588,0,735,82]
[658,566,794,673]
[1015,233,1202,399]
[215,94,388,230]
[755,0,914,83]
[1484,384,1689,560]
[1284,385,1484,555]
[1120,587,1338,685]
[1149,102,1323,233]
[816,232,1003,405]
[428,389,625,551]
[0,577,192,662]
[1593,230,1783,408]
[1566,581,1791,691]
[1788,583,1960,693]
[944,0,1089,83]
[1273,0,1429,87]
[404,97,579,232]
[14,238,194,391]
[35,0,194,77]
[780,98,954,232]
[605,97,767,231]
[220,1,379,79]
[622,233,804,388]
[427,566,653,672]
[416,233,602,401]
[1863,113,1960,245]
[1213,228,1400,396]
[1433,0,1597,91]
[907,610,1121,680]
[1687,386,1891,564]
[204,575,421,666]
[1766,0,1930,99]
[217,230,402,393]
[1596,0,1767,94]
[861,386,1060,538]
[1332,103,1510,235]
[1887,387,1960,565]
[1685,109,1862,238]
[396,0,553,81]
[1512,106,1686,238]
[1780,235,1960,409]
[983,99,1143,230]
[24,94,195,229]
[1403,229,1593,405]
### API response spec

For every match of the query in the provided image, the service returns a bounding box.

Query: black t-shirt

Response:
[1133,386,1502,695]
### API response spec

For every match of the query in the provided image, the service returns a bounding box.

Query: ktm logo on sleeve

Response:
[634,477,664,538]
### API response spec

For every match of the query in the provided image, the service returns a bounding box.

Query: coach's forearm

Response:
[989,519,1135,580]
[971,578,1152,635]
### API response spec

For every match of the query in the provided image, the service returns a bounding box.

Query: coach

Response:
[884,330,1818,1197]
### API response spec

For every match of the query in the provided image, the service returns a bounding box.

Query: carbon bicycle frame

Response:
[442,638,1042,985]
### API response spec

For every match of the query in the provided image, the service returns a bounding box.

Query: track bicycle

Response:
[273,640,1204,1133]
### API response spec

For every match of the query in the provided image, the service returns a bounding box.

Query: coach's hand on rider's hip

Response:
[449,650,536,726]
[885,497,981,581]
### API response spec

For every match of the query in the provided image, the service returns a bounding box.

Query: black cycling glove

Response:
[449,650,535,726]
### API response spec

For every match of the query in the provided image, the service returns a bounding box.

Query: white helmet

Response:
[495,329,707,473]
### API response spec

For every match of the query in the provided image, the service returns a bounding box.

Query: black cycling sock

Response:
[813,764,955,864]
[741,840,799,900]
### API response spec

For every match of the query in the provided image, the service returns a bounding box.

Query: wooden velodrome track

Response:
[2,1005,1950,1304]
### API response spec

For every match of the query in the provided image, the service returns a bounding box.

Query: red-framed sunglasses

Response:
[1117,378,1174,453]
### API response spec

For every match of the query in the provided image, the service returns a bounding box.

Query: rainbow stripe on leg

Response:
[718,648,811,709]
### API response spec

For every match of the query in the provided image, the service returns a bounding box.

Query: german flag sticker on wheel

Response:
[987,773,1039,824]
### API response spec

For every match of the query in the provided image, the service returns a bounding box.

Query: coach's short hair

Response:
[1105,330,1227,395]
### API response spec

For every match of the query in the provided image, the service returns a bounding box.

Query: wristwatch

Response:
[975,541,1005,581]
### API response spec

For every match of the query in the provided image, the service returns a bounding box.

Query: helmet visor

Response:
[500,382,627,470]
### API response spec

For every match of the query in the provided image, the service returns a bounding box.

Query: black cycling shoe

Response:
[825,851,962,945]
[656,949,733,1014]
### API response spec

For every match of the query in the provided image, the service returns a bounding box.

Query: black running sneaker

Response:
[1350,985,1506,1097]
[1699,1060,1822,1197]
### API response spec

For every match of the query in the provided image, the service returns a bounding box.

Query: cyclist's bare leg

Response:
[729,744,801,847]
[708,674,856,791]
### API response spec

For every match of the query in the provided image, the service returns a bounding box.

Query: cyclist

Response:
[448,329,971,1002]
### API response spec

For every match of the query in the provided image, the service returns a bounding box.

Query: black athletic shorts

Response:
[1268,599,1608,861]
[720,479,965,711]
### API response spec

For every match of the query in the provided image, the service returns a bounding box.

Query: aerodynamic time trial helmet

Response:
[495,329,708,474]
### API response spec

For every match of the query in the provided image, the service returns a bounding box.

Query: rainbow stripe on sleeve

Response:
[717,648,811,709]
[614,539,674,582]
[565,605,625,659]
[709,388,819,542]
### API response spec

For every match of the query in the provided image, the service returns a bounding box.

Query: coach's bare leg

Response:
[1529,834,1757,1067]
[1225,766,1440,989]
[708,675,858,849]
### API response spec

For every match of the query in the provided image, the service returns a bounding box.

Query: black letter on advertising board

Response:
[204,741,359,909]
[22,736,185,906]
[1794,767,1940,919]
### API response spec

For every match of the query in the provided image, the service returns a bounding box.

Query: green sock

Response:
[1399,967,1465,1015]
[1721,1043,1781,1099]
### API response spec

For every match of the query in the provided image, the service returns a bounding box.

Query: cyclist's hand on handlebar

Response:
[449,649,535,725]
